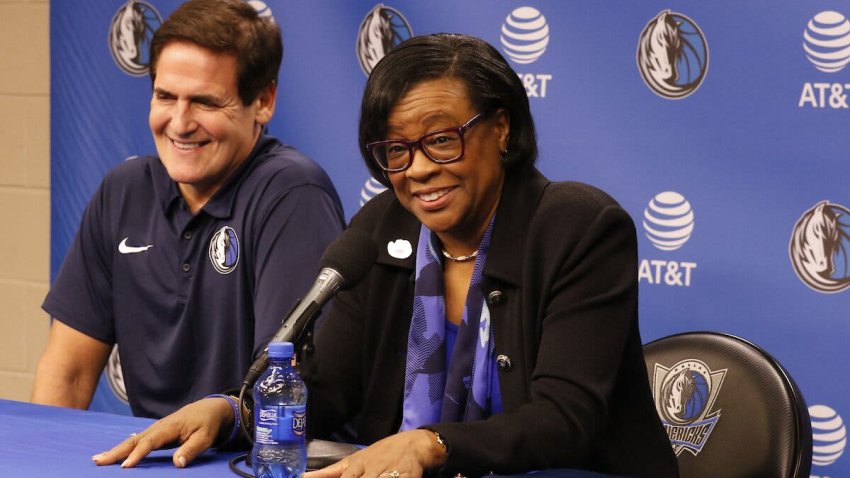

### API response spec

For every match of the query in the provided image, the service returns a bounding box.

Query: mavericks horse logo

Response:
[653,359,726,456]
[790,201,850,293]
[105,345,129,404]
[108,0,162,76]
[209,226,240,274]
[356,4,413,76]
[637,10,708,99]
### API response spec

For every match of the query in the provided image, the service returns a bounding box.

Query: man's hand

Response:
[91,397,235,468]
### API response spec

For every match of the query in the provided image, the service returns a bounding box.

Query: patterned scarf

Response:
[400,220,498,430]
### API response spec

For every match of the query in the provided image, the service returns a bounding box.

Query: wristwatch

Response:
[422,427,448,453]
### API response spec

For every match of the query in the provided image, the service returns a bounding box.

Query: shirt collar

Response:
[152,134,279,219]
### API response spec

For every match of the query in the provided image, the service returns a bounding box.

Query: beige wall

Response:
[0,0,50,401]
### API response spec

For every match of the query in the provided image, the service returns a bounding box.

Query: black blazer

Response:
[305,167,678,478]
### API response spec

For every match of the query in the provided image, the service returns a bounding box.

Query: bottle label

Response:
[255,404,307,445]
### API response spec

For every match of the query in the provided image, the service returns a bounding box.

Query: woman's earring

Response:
[500,146,509,163]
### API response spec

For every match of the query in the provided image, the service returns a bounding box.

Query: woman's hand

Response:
[91,396,235,468]
[305,429,447,478]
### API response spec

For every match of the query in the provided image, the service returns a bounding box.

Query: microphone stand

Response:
[237,297,320,446]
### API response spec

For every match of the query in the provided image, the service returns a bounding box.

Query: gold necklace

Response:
[441,249,478,263]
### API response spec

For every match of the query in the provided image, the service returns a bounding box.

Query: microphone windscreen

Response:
[319,227,378,290]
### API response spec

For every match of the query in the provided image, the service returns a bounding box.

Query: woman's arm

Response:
[432,196,642,475]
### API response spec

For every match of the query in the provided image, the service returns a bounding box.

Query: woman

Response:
[94,33,678,477]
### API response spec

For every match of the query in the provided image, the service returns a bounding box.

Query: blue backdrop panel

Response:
[51,2,849,475]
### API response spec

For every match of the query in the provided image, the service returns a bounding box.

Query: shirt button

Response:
[496,354,512,372]
[182,263,191,272]
[487,290,504,305]
[183,231,192,240]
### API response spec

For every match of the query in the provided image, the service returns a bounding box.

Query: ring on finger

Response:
[379,471,400,478]
[129,433,137,437]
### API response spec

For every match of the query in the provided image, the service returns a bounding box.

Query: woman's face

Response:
[385,77,509,248]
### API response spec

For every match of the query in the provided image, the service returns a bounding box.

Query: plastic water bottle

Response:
[252,342,308,478]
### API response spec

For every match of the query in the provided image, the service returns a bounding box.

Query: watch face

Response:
[431,429,447,448]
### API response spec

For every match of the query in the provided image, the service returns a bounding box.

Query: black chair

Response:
[643,332,812,478]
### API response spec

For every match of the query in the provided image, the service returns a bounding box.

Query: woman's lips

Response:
[414,186,455,210]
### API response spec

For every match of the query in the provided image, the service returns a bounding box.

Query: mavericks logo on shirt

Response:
[209,226,240,274]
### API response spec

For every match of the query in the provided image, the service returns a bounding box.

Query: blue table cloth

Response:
[0,399,627,477]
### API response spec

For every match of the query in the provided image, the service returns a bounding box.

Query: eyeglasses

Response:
[366,113,485,173]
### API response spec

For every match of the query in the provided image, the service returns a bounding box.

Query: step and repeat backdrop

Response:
[51,1,848,475]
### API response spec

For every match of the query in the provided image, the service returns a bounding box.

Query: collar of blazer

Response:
[366,166,550,289]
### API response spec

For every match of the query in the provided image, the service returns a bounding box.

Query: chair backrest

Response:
[643,332,812,478]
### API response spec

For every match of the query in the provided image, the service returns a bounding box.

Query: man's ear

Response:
[254,82,277,125]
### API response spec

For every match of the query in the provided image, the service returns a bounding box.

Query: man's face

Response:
[149,41,275,211]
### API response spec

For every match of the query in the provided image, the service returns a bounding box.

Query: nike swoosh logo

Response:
[118,237,153,254]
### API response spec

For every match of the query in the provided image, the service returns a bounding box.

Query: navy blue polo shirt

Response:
[43,135,345,418]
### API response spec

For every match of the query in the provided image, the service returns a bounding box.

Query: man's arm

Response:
[31,319,111,409]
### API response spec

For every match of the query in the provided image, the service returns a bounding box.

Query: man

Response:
[32,0,344,419]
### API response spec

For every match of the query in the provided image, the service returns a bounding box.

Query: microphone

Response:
[241,227,378,387]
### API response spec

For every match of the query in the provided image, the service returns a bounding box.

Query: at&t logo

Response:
[359,177,387,207]
[246,1,274,20]
[499,7,553,98]
[799,11,850,110]
[810,404,847,472]
[639,191,697,287]
[356,4,413,76]
[789,201,850,293]
[108,0,162,76]
[637,10,709,99]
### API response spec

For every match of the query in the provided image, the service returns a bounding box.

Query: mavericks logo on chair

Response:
[652,359,726,456]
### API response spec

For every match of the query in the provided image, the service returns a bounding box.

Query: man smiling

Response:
[32,0,344,419]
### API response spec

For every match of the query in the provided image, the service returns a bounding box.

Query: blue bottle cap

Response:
[268,341,294,359]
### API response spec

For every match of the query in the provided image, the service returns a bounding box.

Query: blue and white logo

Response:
[500,7,549,65]
[105,346,128,404]
[356,4,413,76]
[637,10,709,99]
[643,191,694,251]
[209,226,240,274]
[108,0,162,76]
[652,359,726,457]
[292,409,307,436]
[258,408,277,424]
[639,191,697,287]
[804,11,850,73]
[360,177,388,207]
[790,201,850,293]
[810,404,847,467]
[246,0,274,21]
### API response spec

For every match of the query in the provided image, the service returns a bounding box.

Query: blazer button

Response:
[486,290,504,305]
[496,354,512,372]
